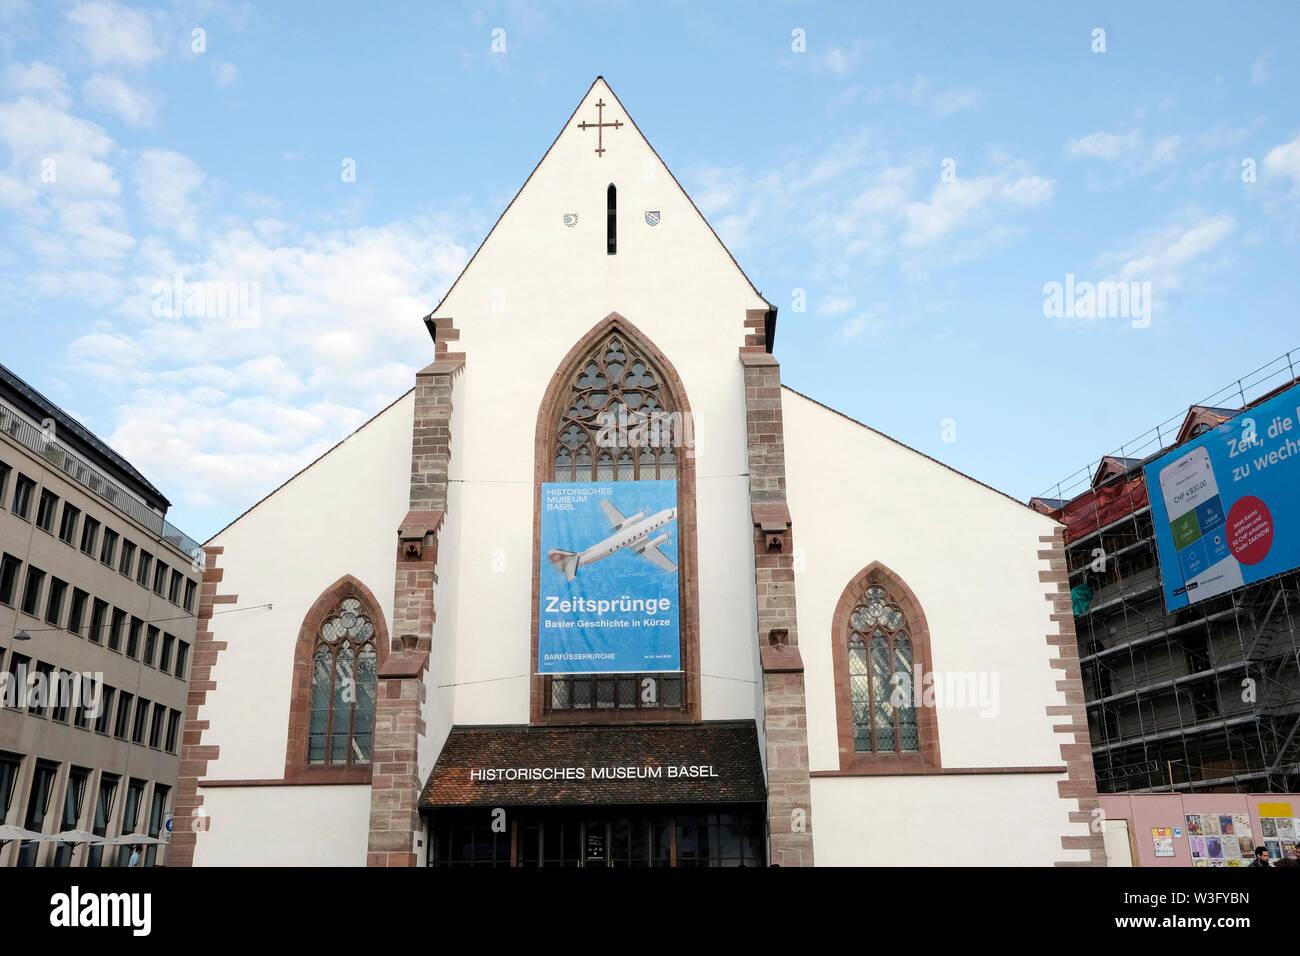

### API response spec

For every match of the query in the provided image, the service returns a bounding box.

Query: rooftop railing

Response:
[0,399,203,563]
[1040,347,1300,505]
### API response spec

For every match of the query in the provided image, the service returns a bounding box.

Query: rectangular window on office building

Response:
[4,654,29,710]
[88,598,107,644]
[116,778,145,866]
[148,703,165,749]
[44,577,66,626]
[108,607,125,652]
[143,626,158,667]
[174,640,190,680]
[95,686,116,735]
[57,503,79,545]
[50,669,74,722]
[80,516,100,557]
[160,633,175,672]
[0,751,20,826]
[184,579,197,613]
[113,691,133,739]
[67,588,88,637]
[71,675,94,729]
[118,539,136,577]
[35,488,58,532]
[145,784,170,866]
[131,697,150,744]
[11,473,35,520]
[135,553,152,589]
[165,708,182,753]
[17,761,58,867]
[52,767,89,866]
[29,661,53,717]
[153,561,167,596]
[168,569,182,605]
[99,528,118,567]
[126,617,142,659]
[0,553,20,605]
[0,462,9,504]
[20,566,44,616]
[88,773,118,867]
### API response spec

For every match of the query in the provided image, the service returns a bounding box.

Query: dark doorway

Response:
[426,805,765,867]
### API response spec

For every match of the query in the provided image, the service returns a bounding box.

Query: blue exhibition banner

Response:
[538,480,681,674]
[1146,382,1300,611]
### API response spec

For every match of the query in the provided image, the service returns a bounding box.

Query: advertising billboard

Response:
[538,480,680,674]
[1146,382,1300,610]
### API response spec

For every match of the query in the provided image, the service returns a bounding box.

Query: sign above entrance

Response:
[539,480,681,674]
[420,723,767,809]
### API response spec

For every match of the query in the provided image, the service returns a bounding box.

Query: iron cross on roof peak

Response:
[576,98,623,157]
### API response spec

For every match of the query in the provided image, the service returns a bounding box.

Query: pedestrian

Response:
[128,844,142,868]
[1249,845,1271,867]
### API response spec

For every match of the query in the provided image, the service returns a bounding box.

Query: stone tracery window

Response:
[553,333,678,483]
[308,597,378,766]
[545,328,686,716]
[847,584,918,754]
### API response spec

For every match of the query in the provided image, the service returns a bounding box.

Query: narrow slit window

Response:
[607,184,616,255]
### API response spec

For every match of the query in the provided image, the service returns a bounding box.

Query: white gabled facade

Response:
[174,78,1105,868]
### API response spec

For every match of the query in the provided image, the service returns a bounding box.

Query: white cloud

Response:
[68,0,160,69]
[0,96,120,199]
[902,172,1053,247]
[819,295,856,316]
[863,76,984,117]
[1066,130,1142,161]
[4,61,70,107]
[62,216,471,523]
[135,149,204,240]
[1250,53,1269,86]
[1262,132,1300,191]
[83,73,161,126]
[211,61,239,87]
[1096,213,1236,292]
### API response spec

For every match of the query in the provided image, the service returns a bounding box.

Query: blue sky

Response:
[1,0,1298,541]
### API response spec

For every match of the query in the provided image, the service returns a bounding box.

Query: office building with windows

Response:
[0,362,201,866]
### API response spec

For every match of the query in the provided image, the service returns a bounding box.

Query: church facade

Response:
[168,79,1105,867]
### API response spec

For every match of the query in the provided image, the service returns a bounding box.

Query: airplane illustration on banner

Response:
[547,499,678,581]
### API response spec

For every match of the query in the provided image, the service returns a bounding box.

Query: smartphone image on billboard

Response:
[1157,446,1243,601]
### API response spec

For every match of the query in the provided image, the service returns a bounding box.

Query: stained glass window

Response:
[307,597,377,767]
[546,330,686,714]
[847,584,919,753]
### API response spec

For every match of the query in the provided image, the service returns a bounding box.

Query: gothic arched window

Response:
[832,563,940,772]
[553,332,678,484]
[847,585,917,753]
[533,315,700,723]
[308,598,378,766]
[286,577,389,779]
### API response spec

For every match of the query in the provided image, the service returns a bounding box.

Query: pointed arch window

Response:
[833,564,940,772]
[535,317,699,722]
[847,585,917,753]
[553,332,678,484]
[307,598,378,766]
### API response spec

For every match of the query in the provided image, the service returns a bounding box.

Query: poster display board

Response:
[1146,383,1300,611]
[538,480,680,674]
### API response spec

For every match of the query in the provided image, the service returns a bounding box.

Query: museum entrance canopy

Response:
[418,720,766,808]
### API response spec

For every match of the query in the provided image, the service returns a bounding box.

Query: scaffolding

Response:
[1036,348,1300,794]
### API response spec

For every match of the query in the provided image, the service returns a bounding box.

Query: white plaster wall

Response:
[195,392,414,786]
[811,775,1070,866]
[194,785,371,866]
[785,389,1093,863]
[435,79,766,727]
[784,389,1067,771]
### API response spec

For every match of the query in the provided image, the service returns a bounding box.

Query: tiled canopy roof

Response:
[420,721,766,808]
